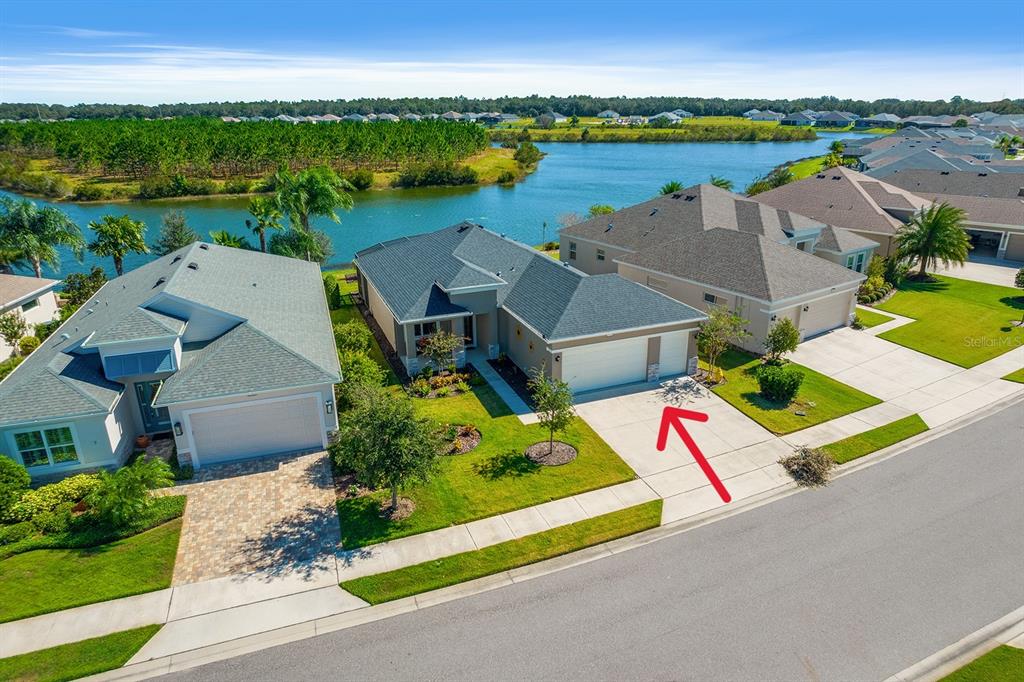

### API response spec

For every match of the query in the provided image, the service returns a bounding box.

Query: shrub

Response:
[468,373,486,387]
[346,169,374,190]
[779,447,836,487]
[435,386,452,397]
[138,174,215,199]
[221,177,252,194]
[5,474,100,523]
[0,356,24,382]
[33,318,61,342]
[496,170,516,184]
[851,315,865,330]
[756,364,804,404]
[18,335,39,356]
[392,162,478,188]
[71,183,108,201]
[334,320,373,354]
[323,275,343,310]
[883,256,910,287]
[337,350,386,408]
[763,318,799,363]
[0,521,34,546]
[455,381,470,393]
[410,378,431,397]
[513,141,543,166]
[541,241,559,251]
[0,455,30,520]
[86,457,174,528]
[31,502,73,534]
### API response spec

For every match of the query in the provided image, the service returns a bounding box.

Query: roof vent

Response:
[59,333,70,341]
[940,171,950,175]
[832,176,841,180]
[816,174,826,179]
[155,276,166,287]
[978,172,988,176]
[187,262,199,270]
[198,244,209,250]
[672,193,682,199]
[457,224,471,233]
[649,208,658,216]
[684,195,696,201]
[171,255,182,263]
[605,223,613,232]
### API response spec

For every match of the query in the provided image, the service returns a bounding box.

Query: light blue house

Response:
[0,244,340,478]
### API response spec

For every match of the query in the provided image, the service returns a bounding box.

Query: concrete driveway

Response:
[931,257,1022,287]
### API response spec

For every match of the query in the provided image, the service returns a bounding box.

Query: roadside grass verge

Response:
[821,415,929,464]
[0,624,161,682]
[1003,368,1024,383]
[876,276,1024,367]
[335,383,636,548]
[939,644,1024,682]
[0,518,182,623]
[708,349,881,435]
[854,307,895,328]
[342,500,662,604]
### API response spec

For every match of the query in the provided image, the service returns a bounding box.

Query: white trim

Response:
[437,282,503,295]
[82,333,179,349]
[402,311,473,325]
[757,285,860,314]
[547,318,704,345]
[181,391,327,469]
[154,380,336,408]
[560,232,637,255]
[0,281,59,314]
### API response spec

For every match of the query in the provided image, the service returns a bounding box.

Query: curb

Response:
[84,391,1024,680]
[883,605,1024,682]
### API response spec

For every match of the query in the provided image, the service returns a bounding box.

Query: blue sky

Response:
[1,0,1022,104]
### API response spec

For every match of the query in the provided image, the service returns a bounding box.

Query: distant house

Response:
[671,109,694,118]
[477,112,504,125]
[855,113,902,129]
[220,116,241,123]
[781,112,816,126]
[401,113,421,121]
[376,113,400,122]
[318,114,342,122]
[597,110,620,119]
[749,110,784,122]
[463,112,480,121]
[274,114,299,124]
[441,111,462,121]
[542,111,568,123]
[815,111,857,128]
[0,274,60,362]
[624,115,646,125]
[650,112,682,124]
[742,109,761,118]
[342,113,367,122]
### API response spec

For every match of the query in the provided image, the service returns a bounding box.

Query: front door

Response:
[135,381,171,433]
[464,316,476,348]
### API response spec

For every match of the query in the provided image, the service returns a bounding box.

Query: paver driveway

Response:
[167,451,341,585]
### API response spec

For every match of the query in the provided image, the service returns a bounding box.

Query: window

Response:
[855,252,866,273]
[703,292,717,305]
[846,255,855,269]
[413,322,437,337]
[796,240,810,252]
[21,298,39,312]
[568,242,577,260]
[14,426,78,468]
[596,249,606,261]
[647,276,668,292]
[845,253,866,272]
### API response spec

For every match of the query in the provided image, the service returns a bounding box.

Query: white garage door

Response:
[659,331,688,377]
[187,395,323,465]
[799,293,852,339]
[560,336,648,393]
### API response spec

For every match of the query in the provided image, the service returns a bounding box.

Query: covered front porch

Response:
[396,311,498,376]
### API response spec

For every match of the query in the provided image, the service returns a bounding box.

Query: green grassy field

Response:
[939,645,1024,682]
[0,625,161,682]
[0,519,182,623]
[342,500,662,603]
[876,276,1024,367]
[821,415,929,464]
[708,349,881,435]
[787,155,828,179]
[335,382,636,548]
[855,307,895,328]
[1003,367,1024,383]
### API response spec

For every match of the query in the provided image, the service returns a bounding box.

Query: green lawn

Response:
[336,383,637,548]
[0,519,182,623]
[708,349,881,435]
[1003,368,1024,383]
[324,269,399,384]
[0,625,161,682]
[876,276,1024,368]
[821,415,929,464]
[855,306,894,328]
[788,155,828,179]
[939,645,1024,682]
[342,500,662,603]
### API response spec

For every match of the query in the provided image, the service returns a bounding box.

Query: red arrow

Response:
[656,407,732,503]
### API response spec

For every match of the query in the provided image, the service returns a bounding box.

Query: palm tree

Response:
[828,140,844,155]
[895,202,971,279]
[87,214,148,276]
[245,196,283,252]
[0,247,25,274]
[0,197,84,278]
[709,175,733,191]
[272,166,354,261]
[659,180,684,195]
[209,230,253,249]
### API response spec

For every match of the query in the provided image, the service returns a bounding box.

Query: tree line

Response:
[0,118,488,180]
[1,95,1020,121]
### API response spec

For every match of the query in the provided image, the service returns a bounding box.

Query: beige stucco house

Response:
[0,274,60,361]
[560,184,874,353]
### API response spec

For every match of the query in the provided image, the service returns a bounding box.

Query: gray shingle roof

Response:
[0,243,339,426]
[85,307,186,346]
[873,169,1024,199]
[356,223,704,341]
[617,229,864,302]
[816,226,879,253]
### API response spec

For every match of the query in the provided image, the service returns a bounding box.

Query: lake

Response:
[1,133,877,277]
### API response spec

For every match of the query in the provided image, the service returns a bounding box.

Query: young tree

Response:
[0,311,28,355]
[0,197,84,277]
[709,175,734,191]
[87,214,148,276]
[418,330,464,373]
[152,210,199,255]
[660,180,684,195]
[333,383,443,512]
[895,202,970,279]
[246,196,283,253]
[61,266,107,308]
[588,204,615,217]
[763,318,800,364]
[209,230,253,249]
[513,141,543,166]
[696,305,751,383]
[528,367,575,454]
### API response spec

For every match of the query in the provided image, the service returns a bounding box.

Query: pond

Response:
[1,133,879,277]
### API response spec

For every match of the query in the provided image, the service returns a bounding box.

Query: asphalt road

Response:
[167,402,1024,681]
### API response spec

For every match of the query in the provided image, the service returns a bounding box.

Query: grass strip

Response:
[939,645,1024,682]
[854,307,895,328]
[821,415,929,464]
[342,499,662,604]
[1002,368,1024,384]
[0,624,161,682]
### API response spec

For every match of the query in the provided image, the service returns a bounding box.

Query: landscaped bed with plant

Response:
[333,380,636,549]
[0,456,185,622]
[821,414,929,464]
[342,500,662,603]
[873,275,1024,368]
[0,624,162,682]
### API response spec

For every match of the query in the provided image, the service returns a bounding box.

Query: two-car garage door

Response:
[559,331,689,393]
[187,395,324,466]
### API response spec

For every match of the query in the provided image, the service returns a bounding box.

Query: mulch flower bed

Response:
[408,364,486,399]
[524,441,578,466]
[446,424,481,455]
[380,497,415,521]
[487,357,537,407]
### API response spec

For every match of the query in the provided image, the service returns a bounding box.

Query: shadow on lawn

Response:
[473,450,540,480]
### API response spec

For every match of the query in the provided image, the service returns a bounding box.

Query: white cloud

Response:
[47,26,151,39]
[1,43,1020,104]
